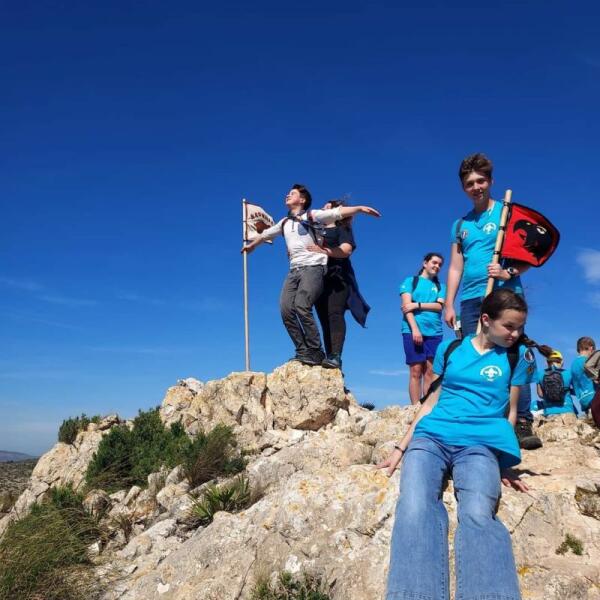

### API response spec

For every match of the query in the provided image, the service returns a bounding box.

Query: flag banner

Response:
[501,202,560,267]
[244,202,275,242]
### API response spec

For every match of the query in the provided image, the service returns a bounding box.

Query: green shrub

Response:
[556,533,584,556]
[58,414,101,444]
[183,424,245,487]
[85,409,244,493]
[0,485,102,600]
[251,571,331,600]
[190,476,254,525]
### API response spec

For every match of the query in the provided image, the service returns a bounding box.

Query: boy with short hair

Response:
[570,336,597,414]
[444,153,541,449]
[242,184,380,366]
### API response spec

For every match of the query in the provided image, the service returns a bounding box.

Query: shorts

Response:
[402,333,443,366]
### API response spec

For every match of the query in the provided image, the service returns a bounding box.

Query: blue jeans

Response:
[386,437,521,600]
[461,297,532,422]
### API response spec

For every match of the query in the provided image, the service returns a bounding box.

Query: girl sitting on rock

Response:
[378,288,547,600]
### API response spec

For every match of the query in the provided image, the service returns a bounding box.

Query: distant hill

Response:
[0,451,35,463]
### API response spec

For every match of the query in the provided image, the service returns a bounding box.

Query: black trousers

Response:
[315,272,349,357]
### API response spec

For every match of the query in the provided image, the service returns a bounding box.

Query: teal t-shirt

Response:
[451,200,524,300]
[399,276,446,336]
[537,367,575,416]
[570,356,596,411]
[414,336,536,468]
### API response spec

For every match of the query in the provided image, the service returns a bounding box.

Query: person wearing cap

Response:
[536,350,577,417]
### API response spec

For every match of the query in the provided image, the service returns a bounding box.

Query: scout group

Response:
[241,153,599,600]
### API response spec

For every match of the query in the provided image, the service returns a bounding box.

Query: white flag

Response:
[244,202,275,242]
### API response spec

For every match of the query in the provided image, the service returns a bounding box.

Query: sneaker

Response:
[321,354,342,369]
[515,419,543,450]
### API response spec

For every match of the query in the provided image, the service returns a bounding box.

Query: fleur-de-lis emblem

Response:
[480,365,502,381]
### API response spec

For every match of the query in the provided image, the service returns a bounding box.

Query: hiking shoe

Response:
[322,355,342,369]
[297,350,325,366]
[515,419,543,450]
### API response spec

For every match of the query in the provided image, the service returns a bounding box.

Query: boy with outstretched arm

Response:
[241,184,380,367]
[570,336,597,414]
[443,153,542,450]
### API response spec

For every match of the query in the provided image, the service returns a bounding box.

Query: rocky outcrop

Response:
[0,414,122,537]
[160,362,352,448]
[3,364,600,600]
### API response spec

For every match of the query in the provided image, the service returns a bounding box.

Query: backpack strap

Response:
[411,276,419,294]
[281,212,323,246]
[419,339,462,404]
[454,218,464,254]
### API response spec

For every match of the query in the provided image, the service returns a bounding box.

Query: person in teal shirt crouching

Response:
[537,350,577,417]
[570,336,597,414]
[399,252,446,404]
[379,289,543,600]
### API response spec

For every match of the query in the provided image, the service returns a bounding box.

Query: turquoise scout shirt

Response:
[414,336,536,468]
[570,356,596,411]
[451,200,524,300]
[537,366,576,416]
[399,276,446,336]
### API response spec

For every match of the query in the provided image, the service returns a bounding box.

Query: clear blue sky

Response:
[2,1,599,455]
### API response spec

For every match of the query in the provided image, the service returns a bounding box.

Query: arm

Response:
[307,242,353,258]
[508,386,519,426]
[444,243,464,328]
[376,380,441,476]
[401,292,422,345]
[487,261,532,281]
[241,220,282,253]
[311,205,381,225]
[403,300,444,314]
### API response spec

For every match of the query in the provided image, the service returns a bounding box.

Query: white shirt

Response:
[260,207,342,269]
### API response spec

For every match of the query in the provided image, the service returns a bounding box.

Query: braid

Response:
[519,334,553,359]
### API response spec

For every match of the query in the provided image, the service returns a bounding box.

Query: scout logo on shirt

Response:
[480,365,503,382]
[483,222,497,235]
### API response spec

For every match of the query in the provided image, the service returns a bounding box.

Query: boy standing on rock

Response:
[242,184,380,366]
[444,153,542,450]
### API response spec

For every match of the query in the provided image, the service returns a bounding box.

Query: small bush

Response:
[189,476,255,525]
[85,409,244,494]
[251,571,331,600]
[85,408,189,493]
[0,485,102,599]
[556,533,584,556]
[183,424,246,488]
[58,414,101,444]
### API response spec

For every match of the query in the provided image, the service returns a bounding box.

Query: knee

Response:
[294,292,313,313]
[458,495,497,528]
[280,301,295,319]
[409,365,424,380]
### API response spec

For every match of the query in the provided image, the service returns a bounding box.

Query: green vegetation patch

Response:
[85,409,244,493]
[0,485,102,600]
[555,533,584,556]
[58,414,101,445]
[251,571,331,600]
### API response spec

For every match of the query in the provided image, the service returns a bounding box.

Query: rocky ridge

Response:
[2,361,600,600]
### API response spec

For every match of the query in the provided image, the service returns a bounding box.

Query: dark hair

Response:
[325,197,353,226]
[480,289,553,357]
[417,252,444,288]
[459,153,493,184]
[577,336,596,352]
[292,183,312,210]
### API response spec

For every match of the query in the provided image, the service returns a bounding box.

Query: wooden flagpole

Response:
[477,189,512,333]
[242,198,251,371]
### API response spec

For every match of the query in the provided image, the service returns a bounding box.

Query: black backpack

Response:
[420,338,520,404]
[540,368,566,407]
[411,276,441,294]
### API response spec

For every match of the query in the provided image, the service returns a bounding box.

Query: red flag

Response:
[501,203,560,267]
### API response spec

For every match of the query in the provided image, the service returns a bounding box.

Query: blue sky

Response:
[1,1,599,455]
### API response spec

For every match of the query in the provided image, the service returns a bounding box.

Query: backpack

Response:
[281,211,326,247]
[590,388,600,428]
[540,368,566,407]
[420,338,520,404]
[584,350,600,383]
[411,275,441,294]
